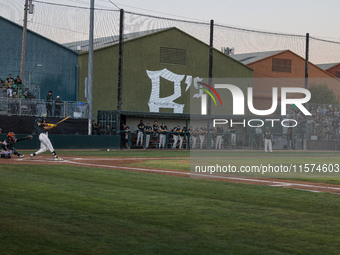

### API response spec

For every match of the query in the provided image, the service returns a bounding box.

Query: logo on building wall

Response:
[146,68,203,113]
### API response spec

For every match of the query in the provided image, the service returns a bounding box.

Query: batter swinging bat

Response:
[56,116,71,125]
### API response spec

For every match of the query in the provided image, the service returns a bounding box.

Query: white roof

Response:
[63,28,167,52]
[231,50,286,64]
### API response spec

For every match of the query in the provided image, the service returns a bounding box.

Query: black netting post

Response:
[116,9,124,135]
[305,33,309,89]
[207,19,214,149]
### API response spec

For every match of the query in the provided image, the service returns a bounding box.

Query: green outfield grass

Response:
[1,163,340,254]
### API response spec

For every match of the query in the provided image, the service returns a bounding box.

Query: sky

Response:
[1,0,340,63]
[40,0,340,40]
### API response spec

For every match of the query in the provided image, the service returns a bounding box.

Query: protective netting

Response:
[1,0,340,65]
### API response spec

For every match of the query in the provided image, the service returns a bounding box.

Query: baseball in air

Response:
[107,149,110,151]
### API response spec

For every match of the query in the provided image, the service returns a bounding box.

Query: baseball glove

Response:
[26,135,33,140]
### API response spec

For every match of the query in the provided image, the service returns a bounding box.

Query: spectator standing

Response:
[54,96,62,117]
[46,91,53,116]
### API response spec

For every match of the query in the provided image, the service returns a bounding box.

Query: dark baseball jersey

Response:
[179,128,186,136]
[229,126,236,133]
[210,128,216,139]
[55,98,62,109]
[160,125,168,134]
[46,94,53,103]
[216,126,224,134]
[200,127,207,135]
[264,131,272,139]
[173,127,181,133]
[145,125,153,133]
[153,124,159,132]
[137,123,145,132]
[34,122,47,134]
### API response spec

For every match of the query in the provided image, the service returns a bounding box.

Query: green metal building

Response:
[77,27,253,130]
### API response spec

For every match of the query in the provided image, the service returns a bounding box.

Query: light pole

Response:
[28,64,42,90]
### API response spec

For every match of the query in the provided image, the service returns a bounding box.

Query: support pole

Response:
[304,33,309,89]
[207,19,214,146]
[304,33,309,150]
[20,0,29,82]
[116,9,124,135]
[87,0,94,135]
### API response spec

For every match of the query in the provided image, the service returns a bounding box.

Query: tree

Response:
[308,83,338,105]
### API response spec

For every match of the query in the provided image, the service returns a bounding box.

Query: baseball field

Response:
[1,150,340,254]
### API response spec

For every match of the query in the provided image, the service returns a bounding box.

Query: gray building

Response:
[0,16,78,101]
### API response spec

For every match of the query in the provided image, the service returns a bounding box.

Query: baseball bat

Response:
[57,116,71,125]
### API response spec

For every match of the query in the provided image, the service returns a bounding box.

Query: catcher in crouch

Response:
[30,118,62,161]
[1,132,33,159]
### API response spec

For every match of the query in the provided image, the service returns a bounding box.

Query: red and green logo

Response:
[197,82,222,106]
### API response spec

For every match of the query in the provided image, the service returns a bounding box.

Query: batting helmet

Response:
[7,132,16,140]
[35,118,42,123]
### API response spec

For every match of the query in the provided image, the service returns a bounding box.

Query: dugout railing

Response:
[119,131,295,150]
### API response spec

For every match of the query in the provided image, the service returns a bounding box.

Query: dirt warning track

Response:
[3,155,340,194]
